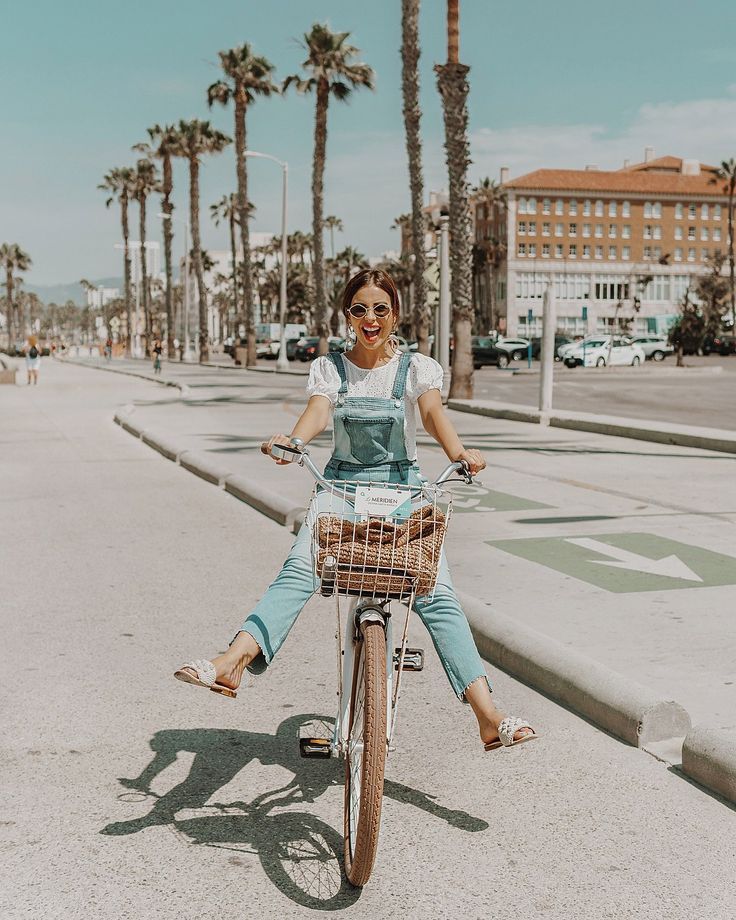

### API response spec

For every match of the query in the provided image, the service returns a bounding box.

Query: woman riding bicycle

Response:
[176,268,537,752]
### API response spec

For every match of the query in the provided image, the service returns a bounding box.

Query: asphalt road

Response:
[2,362,736,919]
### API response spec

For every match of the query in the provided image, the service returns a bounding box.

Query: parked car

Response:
[472,336,509,369]
[530,335,573,360]
[625,335,673,361]
[564,336,645,367]
[495,337,531,361]
[285,337,302,360]
[557,335,598,361]
[713,334,736,356]
[294,336,344,361]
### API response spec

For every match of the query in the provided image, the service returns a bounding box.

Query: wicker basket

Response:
[316,504,446,598]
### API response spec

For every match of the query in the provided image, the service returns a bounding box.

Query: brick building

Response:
[474,150,731,338]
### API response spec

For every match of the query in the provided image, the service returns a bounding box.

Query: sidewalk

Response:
[66,356,736,800]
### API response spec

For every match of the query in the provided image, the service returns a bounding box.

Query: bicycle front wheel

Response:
[343,621,387,887]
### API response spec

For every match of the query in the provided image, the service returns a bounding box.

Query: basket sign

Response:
[354,486,413,519]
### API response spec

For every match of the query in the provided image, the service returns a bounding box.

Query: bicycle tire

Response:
[343,621,387,887]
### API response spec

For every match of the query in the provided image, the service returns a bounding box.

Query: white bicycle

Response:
[270,442,472,886]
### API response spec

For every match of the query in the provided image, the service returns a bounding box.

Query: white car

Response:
[495,337,531,361]
[625,335,673,361]
[557,336,598,361]
[563,336,645,368]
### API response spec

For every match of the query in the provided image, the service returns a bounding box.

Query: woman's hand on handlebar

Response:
[261,434,293,465]
[455,448,485,476]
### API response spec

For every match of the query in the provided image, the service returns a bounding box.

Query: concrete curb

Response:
[141,431,186,462]
[62,357,187,393]
[448,399,736,455]
[458,591,691,748]
[681,727,736,804]
[178,450,233,487]
[224,474,306,529]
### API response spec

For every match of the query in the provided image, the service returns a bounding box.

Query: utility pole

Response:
[539,283,556,420]
[438,215,451,398]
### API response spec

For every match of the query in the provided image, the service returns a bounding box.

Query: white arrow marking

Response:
[565,538,703,582]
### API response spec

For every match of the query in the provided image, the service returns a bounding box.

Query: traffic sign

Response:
[487,532,736,593]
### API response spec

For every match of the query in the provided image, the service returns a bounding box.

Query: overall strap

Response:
[391,352,414,400]
[326,352,349,396]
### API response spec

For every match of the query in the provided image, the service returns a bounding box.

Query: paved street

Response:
[2,361,736,919]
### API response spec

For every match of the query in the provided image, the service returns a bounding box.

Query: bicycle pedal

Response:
[394,647,424,671]
[299,737,333,759]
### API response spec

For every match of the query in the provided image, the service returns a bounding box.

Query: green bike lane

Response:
[75,356,736,732]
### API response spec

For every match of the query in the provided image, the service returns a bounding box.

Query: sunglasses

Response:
[347,303,392,319]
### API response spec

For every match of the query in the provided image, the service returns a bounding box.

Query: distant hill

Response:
[26,277,123,307]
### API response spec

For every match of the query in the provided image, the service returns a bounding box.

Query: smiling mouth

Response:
[361,325,381,342]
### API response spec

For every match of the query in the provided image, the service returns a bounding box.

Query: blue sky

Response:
[4,0,736,285]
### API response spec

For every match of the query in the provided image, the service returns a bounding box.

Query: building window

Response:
[583,199,592,216]
[674,247,683,262]
[653,202,662,218]
[582,244,591,259]
[675,203,683,219]
[582,223,592,238]
[653,225,662,240]
[608,246,617,259]
[528,243,537,257]
[595,245,603,259]
[714,204,722,220]
[517,243,526,257]
[569,223,577,237]
[702,203,709,220]
[595,200,604,217]
[702,248,709,260]
[518,221,527,236]
[555,222,564,237]
[687,247,696,262]
[644,202,653,218]
[569,244,577,258]
[542,198,551,214]
[714,227,722,241]
[644,225,652,239]
[701,227,709,241]
[542,243,550,257]
[555,199,564,215]
[528,221,537,235]
[555,243,563,258]
[643,246,652,260]
[569,199,578,216]
[622,201,630,217]
[674,226,683,240]
[622,246,630,260]
[653,246,662,260]
[608,223,617,238]
[542,222,551,236]
[528,197,537,214]
[518,197,527,215]
[595,223,603,238]
[688,226,696,241]
[688,203,696,219]
[608,201,617,217]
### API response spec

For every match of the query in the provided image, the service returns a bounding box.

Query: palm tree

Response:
[473,177,506,332]
[132,157,160,353]
[99,167,136,355]
[284,23,375,356]
[435,0,474,397]
[324,214,343,258]
[208,44,280,367]
[711,159,736,328]
[0,243,32,345]
[172,119,231,363]
[135,124,180,360]
[210,193,241,328]
[401,0,430,355]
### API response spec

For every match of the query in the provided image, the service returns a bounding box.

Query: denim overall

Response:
[239,352,491,701]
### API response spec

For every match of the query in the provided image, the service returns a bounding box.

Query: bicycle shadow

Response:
[100,715,488,910]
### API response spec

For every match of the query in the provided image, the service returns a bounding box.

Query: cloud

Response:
[471,92,736,180]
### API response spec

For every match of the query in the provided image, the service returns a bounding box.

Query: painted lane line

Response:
[565,537,703,582]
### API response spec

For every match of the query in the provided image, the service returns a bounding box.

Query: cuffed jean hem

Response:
[459,674,493,704]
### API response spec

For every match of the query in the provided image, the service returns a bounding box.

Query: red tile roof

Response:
[505,158,726,196]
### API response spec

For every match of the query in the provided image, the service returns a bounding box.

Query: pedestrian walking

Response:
[105,338,113,361]
[152,338,163,375]
[175,268,537,752]
[25,335,41,385]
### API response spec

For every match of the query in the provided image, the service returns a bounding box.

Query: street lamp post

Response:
[243,150,289,371]
[438,215,451,396]
[159,213,193,362]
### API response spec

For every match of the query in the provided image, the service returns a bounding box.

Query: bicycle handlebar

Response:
[268,443,474,493]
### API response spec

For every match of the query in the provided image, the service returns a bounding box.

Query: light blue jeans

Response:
[239,461,492,701]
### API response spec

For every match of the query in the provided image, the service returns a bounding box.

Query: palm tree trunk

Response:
[436,53,474,398]
[487,259,495,332]
[229,208,239,331]
[312,78,329,355]
[5,270,14,346]
[162,154,175,361]
[139,195,151,356]
[402,0,429,354]
[729,180,735,328]
[188,157,208,363]
[234,89,256,366]
[121,196,133,356]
